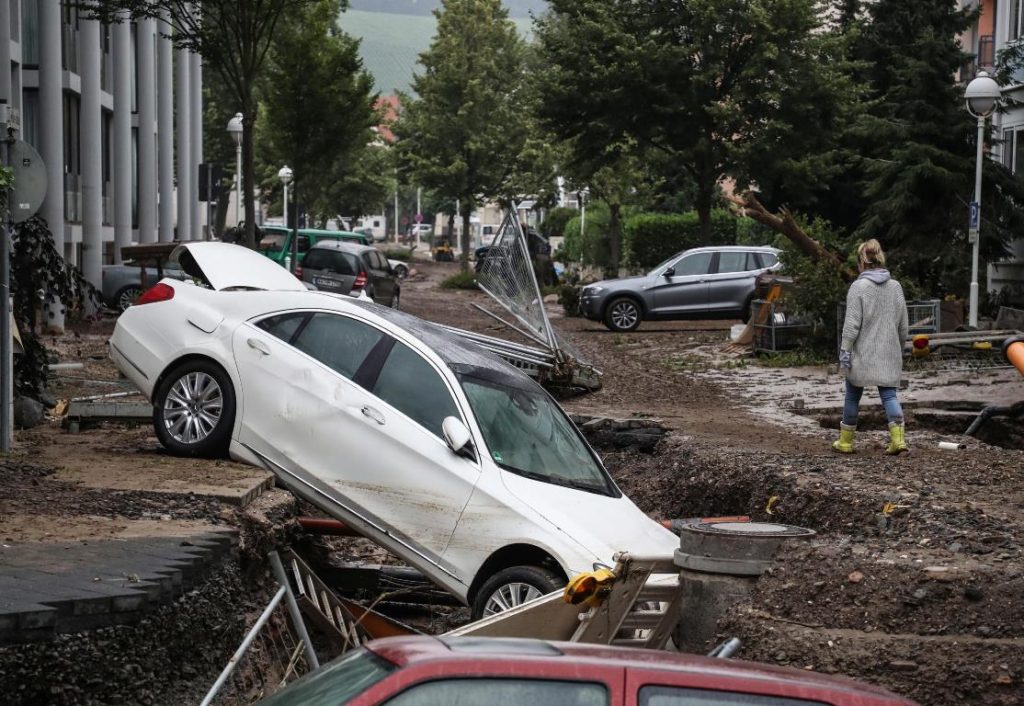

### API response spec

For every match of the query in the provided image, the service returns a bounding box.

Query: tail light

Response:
[353,271,368,289]
[135,283,175,306]
[295,265,303,279]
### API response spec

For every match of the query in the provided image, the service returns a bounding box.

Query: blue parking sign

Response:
[969,201,980,230]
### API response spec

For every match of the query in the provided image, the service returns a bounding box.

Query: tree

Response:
[396,0,529,271]
[84,0,323,249]
[535,0,848,241]
[256,0,384,223]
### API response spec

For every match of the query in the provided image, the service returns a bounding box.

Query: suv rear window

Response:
[302,249,360,274]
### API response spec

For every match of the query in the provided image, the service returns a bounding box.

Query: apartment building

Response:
[1,0,205,327]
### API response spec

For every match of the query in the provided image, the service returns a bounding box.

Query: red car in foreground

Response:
[259,636,918,706]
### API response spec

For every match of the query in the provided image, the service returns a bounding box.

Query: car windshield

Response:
[302,249,360,274]
[258,233,287,252]
[257,648,394,706]
[459,375,616,496]
[648,251,686,277]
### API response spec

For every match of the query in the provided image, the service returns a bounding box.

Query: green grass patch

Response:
[440,271,479,290]
[754,349,832,368]
[382,247,413,261]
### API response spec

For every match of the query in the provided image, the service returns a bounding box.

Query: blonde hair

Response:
[857,239,886,269]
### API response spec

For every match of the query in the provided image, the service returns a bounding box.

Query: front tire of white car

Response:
[153,359,235,458]
[471,565,564,621]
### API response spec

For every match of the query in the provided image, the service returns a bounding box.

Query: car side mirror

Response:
[442,417,475,460]
[663,267,675,278]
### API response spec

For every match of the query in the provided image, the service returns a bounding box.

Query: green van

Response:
[257,226,372,266]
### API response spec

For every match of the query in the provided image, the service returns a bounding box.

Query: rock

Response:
[13,396,45,429]
[847,570,864,584]
[37,391,59,409]
[948,541,963,553]
[543,294,559,304]
[964,586,985,601]
[889,660,919,672]
[923,565,959,582]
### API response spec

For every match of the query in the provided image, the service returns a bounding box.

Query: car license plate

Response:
[313,277,337,288]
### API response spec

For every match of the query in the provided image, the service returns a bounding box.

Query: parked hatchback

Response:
[580,246,781,332]
[298,241,401,308]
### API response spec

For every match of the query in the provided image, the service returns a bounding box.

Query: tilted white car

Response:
[110,242,677,619]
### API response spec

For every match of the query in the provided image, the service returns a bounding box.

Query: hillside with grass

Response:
[341,5,536,96]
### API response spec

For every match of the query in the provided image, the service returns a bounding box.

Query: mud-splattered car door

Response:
[231,310,478,570]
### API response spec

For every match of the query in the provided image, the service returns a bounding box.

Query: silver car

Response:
[299,241,401,308]
[579,245,781,332]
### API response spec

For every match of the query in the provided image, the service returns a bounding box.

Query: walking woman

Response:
[833,239,909,455]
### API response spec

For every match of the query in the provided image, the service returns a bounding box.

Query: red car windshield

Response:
[257,648,394,706]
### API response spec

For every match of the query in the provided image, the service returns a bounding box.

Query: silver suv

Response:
[579,245,781,332]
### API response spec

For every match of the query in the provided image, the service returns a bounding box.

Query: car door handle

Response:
[247,338,271,356]
[361,406,386,425]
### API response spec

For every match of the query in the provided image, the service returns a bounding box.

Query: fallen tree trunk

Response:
[726,192,857,283]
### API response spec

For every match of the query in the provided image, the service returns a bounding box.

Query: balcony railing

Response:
[960,34,996,83]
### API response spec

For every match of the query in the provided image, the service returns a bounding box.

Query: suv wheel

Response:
[604,297,642,332]
[472,565,564,620]
[153,360,235,458]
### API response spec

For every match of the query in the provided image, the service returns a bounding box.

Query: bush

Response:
[562,202,611,268]
[539,207,578,241]
[439,271,478,290]
[558,284,582,317]
[623,209,740,270]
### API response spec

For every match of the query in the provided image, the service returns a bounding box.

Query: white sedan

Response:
[109,242,677,618]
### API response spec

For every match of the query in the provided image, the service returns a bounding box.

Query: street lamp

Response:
[226,112,243,227]
[965,71,1001,328]
[278,165,293,226]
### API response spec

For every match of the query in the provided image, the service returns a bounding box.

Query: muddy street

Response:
[0,257,1021,705]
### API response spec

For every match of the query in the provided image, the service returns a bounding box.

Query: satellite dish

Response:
[9,139,47,224]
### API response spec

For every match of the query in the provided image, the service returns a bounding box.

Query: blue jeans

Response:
[843,379,903,426]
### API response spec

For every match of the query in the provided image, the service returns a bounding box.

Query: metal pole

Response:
[199,586,287,706]
[283,182,289,232]
[269,550,320,670]
[206,163,213,240]
[234,143,242,227]
[970,115,985,328]
[393,169,399,244]
[291,185,299,274]
[416,187,422,249]
[0,102,11,452]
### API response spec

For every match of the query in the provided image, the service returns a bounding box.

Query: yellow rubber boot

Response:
[832,423,856,454]
[885,422,909,455]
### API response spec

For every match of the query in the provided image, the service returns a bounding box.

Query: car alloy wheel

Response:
[605,297,642,332]
[117,286,143,312]
[471,565,564,621]
[153,359,235,458]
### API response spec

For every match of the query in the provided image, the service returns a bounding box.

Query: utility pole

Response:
[0,101,11,452]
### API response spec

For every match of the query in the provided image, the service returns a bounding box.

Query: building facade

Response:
[1,0,205,326]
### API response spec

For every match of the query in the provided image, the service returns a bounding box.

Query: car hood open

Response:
[171,241,307,292]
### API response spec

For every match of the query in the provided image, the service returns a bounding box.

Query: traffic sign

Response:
[9,139,47,224]
[969,201,980,230]
[414,213,423,224]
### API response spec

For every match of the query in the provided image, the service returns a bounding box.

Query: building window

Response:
[21,0,39,67]
[1013,0,1024,42]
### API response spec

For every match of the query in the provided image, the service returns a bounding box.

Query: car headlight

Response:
[584,286,604,295]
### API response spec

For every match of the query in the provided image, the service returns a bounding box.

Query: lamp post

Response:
[278,165,295,272]
[226,112,243,227]
[965,71,1001,328]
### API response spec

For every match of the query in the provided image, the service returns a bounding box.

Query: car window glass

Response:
[673,252,713,276]
[372,251,388,270]
[717,252,748,274]
[762,252,779,267]
[293,313,384,380]
[256,313,307,343]
[639,686,827,706]
[297,235,311,253]
[303,249,359,274]
[386,678,608,706]
[373,341,459,439]
[257,648,394,706]
[257,233,286,252]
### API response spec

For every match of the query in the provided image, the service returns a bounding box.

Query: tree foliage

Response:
[535,0,848,241]
[256,0,386,222]
[396,0,529,270]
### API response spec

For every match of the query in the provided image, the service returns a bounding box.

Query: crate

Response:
[751,300,812,353]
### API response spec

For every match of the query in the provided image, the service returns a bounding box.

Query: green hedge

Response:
[623,209,750,270]
[562,202,611,268]
[439,271,478,290]
[540,207,578,241]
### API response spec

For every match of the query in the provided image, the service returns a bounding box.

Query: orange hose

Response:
[1008,340,1024,376]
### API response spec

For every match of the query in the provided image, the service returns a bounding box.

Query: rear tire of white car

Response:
[472,565,564,621]
[604,297,642,333]
[394,264,408,279]
[153,360,235,458]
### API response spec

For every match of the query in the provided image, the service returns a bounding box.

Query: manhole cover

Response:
[683,521,815,539]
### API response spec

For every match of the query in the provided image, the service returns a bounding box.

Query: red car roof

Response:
[366,636,916,704]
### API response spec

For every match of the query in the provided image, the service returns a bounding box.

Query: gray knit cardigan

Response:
[840,273,909,388]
